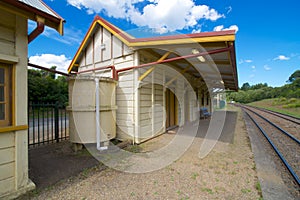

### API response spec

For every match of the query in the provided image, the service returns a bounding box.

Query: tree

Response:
[240,82,250,91]
[287,70,300,83]
[227,70,300,103]
[41,66,56,79]
[250,83,268,90]
[28,68,68,104]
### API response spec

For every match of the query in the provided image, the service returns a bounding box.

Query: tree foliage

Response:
[288,70,300,83]
[28,67,68,104]
[240,82,250,91]
[227,70,300,103]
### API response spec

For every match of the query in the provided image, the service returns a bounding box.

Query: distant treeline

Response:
[227,70,300,103]
[28,67,68,105]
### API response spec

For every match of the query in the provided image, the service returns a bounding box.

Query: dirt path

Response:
[22,106,261,200]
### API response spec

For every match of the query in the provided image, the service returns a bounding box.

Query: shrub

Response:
[288,98,297,104]
[283,103,300,108]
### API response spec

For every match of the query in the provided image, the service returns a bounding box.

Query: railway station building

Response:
[68,16,238,146]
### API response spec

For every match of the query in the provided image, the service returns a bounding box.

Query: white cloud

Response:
[213,25,239,33]
[192,28,201,33]
[238,59,252,64]
[251,65,256,69]
[67,0,224,33]
[273,55,290,61]
[29,54,72,73]
[226,6,232,14]
[263,65,271,71]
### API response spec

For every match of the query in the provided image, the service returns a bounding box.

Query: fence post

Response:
[54,102,59,142]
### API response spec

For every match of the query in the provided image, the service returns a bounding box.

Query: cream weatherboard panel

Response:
[94,27,102,63]
[0,162,14,181]
[102,28,112,61]
[85,38,93,65]
[138,67,165,140]
[0,177,14,197]
[0,147,14,168]
[0,132,14,149]
[0,12,15,56]
[116,71,135,140]
[112,36,122,58]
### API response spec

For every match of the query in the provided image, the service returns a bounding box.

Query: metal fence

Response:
[28,102,69,147]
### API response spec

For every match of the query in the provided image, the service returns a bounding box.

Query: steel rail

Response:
[244,110,300,186]
[242,106,300,145]
[246,105,300,125]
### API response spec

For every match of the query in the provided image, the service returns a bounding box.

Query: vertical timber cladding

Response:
[137,62,189,141]
[138,66,165,140]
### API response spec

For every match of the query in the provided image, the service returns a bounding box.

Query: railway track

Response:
[246,104,300,125]
[238,104,300,188]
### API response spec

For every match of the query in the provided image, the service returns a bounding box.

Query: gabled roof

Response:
[0,0,64,34]
[69,16,238,90]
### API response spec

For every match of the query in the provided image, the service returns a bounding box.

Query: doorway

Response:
[165,89,178,130]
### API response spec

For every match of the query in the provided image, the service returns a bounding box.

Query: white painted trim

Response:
[133,51,139,144]
[151,68,155,137]
[162,68,166,132]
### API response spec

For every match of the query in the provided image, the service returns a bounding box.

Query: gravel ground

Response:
[23,106,261,200]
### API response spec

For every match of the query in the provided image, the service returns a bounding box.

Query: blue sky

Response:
[28,0,300,87]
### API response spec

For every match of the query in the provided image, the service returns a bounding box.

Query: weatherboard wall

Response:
[0,9,35,199]
[74,23,210,143]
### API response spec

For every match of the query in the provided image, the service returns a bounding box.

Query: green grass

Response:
[202,188,213,194]
[256,181,263,198]
[125,144,142,153]
[191,172,199,180]
[247,98,300,118]
[241,188,251,193]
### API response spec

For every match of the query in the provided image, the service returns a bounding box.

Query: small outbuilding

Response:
[0,0,64,199]
[68,16,237,145]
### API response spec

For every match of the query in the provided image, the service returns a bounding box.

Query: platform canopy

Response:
[69,16,238,91]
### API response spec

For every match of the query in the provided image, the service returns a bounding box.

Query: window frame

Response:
[0,63,12,127]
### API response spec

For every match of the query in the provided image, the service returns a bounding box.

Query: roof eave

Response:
[68,16,236,73]
[0,0,64,35]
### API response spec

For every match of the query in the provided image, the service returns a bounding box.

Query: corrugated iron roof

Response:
[18,0,60,18]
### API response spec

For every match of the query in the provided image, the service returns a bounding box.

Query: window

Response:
[0,63,12,127]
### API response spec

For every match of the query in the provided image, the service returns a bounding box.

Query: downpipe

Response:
[95,78,107,151]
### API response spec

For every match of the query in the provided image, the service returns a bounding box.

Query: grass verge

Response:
[247,98,300,118]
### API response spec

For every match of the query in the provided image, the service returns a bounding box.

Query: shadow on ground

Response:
[27,110,237,192]
[197,111,238,144]
[28,141,99,189]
